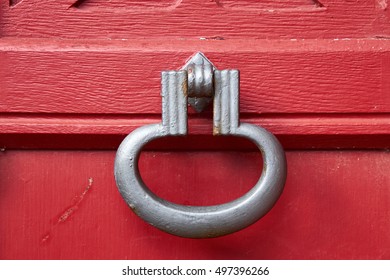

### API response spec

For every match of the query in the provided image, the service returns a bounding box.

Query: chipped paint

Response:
[378,0,388,10]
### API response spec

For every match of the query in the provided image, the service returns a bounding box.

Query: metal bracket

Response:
[161,52,239,136]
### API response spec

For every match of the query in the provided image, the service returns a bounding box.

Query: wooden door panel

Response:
[1,38,390,149]
[1,0,390,260]
[2,39,390,115]
[2,0,389,39]
[0,150,389,259]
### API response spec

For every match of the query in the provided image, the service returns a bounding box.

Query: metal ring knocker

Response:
[115,53,287,238]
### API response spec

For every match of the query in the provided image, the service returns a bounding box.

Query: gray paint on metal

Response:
[115,52,287,238]
[213,70,239,135]
[181,52,215,112]
[161,70,187,135]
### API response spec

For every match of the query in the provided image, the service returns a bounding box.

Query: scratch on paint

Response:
[40,178,93,244]
[58,177,93,223]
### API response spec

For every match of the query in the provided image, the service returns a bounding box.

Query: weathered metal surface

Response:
[161,70,188,135]
[114,53,287,238]
[181,52,215,112]
[213,69,240,135]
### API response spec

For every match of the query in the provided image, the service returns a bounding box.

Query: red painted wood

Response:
[2,38,390,148]
[1,0,390,39]
[1,114,390,149]
[0,150,389,259]
[2,38,390,115]
[1,0,389,262]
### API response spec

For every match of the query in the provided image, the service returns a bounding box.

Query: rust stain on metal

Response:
[182,79,188,97]
[213,125,221,135]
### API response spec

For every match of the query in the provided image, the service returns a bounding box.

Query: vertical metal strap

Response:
[161,70,188,135]
[213,70,240,135]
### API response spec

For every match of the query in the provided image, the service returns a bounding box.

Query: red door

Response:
[1,0,390,259]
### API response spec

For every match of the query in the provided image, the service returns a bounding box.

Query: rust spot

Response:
[213,125,221,136]
[182,79,188,97]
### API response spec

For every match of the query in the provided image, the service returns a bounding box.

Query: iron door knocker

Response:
[114,53,287,238]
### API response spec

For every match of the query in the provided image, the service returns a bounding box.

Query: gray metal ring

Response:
[114,122,287,238]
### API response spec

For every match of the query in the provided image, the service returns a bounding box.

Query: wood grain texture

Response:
[1,38,389,114]
[1,0,389,39]
[1,0,389,263]
[1,38,390,148]
[68,0,179,9]
[0,150,389,259]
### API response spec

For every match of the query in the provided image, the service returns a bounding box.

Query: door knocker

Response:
[114,53,287,238]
